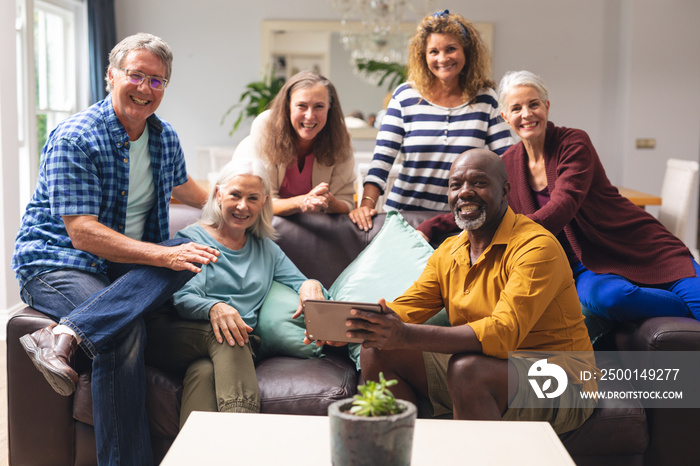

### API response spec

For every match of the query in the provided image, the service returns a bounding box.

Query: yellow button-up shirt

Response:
[392,208,594,386]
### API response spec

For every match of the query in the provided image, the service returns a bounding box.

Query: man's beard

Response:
[453,209,487,231]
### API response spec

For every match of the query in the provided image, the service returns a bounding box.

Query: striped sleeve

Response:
[365,85,514,211]
[364,84,410,192]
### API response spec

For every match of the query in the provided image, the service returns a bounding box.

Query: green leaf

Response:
[354,59,407,92]
[222,69,285,137]
[349,372,403,417]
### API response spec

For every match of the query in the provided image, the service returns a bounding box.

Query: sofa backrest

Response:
[168,204,443,289]
[169,203,202,236]
[272,212,441,288]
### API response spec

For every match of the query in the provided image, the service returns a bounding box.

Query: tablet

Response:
[303,299,382,343]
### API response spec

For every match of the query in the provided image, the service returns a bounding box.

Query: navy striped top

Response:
[365,84,514,211]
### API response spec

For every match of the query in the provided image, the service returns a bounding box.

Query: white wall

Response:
[1,0,23,336]
[329,32,392,121]
[619,0,700,247]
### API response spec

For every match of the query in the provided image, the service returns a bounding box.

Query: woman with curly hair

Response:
[245,70,356,216]
[349,10,513,230]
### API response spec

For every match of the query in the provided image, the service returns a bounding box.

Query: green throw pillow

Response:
[328,211,436,369]
[254,281,323,359]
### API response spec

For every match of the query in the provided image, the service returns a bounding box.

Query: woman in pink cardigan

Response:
[250,71,356,216]
[420,70,700,329]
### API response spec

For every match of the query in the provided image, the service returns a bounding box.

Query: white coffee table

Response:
[161,411,574,465]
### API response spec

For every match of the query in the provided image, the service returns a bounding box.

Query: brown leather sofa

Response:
[7,204,700,465]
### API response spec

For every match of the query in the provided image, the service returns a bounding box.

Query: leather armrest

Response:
[7,307,76,465]
[615,317,700,351]
[610,317,700,466]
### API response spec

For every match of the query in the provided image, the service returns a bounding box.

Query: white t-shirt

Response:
[124,126,156,240]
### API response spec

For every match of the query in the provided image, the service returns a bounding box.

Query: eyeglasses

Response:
[119,68,168,90]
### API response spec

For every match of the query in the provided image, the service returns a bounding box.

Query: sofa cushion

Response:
[272,213,375,289]
[254,281,322,359]
[328,211,434,304]
[73,349,360,433]
[327,211,434,369]
[270,211,444,289]
[257,349,358,415]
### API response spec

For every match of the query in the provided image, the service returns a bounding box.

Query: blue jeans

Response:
[19,238,195,466]
[573,257,700,322]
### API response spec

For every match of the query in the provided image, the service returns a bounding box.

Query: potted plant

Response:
[221,69,285,136]
[328,373,417,466]
[354,59,407,92]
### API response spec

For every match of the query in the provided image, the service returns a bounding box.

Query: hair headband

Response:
[431,9,468,41]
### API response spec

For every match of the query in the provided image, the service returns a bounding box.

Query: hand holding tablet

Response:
[303,300,382,343]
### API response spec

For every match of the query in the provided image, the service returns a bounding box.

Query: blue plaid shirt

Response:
[12,95,188,289]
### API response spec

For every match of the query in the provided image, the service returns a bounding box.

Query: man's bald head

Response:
[450,149,508,185]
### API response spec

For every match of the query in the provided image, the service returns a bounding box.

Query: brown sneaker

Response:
[19,324,79,396]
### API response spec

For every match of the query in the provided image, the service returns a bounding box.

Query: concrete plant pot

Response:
[328,398,417,466]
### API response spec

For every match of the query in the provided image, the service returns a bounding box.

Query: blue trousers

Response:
[573,257,700,322]
[19,238,195,466]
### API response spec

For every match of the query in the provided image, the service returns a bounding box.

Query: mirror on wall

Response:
[261,20,493,139]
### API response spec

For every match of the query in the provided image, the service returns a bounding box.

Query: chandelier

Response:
[328,0,435,85]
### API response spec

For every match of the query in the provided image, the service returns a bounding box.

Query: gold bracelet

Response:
[362,196,377,206]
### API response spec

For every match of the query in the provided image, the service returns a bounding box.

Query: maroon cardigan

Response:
[503,122,693,284]
[418,122,693,284]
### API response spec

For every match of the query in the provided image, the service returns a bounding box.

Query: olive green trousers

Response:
[145,308,261,428]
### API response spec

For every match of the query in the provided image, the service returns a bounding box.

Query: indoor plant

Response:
[221,70,285,136]
[328,373,417,466]
[354,59,407,92]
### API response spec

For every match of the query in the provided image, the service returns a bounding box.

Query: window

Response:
[16,0,88,207]
[35,1,79,152]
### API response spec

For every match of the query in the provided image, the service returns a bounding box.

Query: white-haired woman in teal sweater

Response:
[148,157,324,427]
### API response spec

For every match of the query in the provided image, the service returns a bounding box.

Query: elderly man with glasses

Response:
[12,33,219,466]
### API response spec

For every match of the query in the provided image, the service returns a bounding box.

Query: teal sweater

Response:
[172,224,309,329]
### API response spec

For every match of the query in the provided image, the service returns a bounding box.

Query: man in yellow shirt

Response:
[350,149,595,434]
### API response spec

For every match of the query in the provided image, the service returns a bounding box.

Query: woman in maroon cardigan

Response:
[419,70,700,326]
[500,70,699,324]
